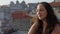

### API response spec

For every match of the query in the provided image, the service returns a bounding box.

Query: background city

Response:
[0,0,60,34]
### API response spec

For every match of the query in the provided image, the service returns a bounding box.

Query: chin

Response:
[38,17,44,20]
[38,17,42,20]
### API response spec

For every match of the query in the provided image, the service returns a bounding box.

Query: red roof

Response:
[50,2,60,7]
[11,10,29,19]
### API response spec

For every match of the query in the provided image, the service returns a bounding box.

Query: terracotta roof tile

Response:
[50,2,60,7]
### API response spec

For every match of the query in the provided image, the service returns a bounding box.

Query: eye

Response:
[36,9,43,12]
[40,9,43,11]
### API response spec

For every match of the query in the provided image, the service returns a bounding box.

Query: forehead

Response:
[37,4,45,9]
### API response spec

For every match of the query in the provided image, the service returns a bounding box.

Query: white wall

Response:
[54,0,60,2]
[54,8,60,20]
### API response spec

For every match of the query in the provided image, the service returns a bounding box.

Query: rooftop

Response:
[50,2,60,7]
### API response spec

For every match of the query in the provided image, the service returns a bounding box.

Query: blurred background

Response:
[0,0,60,34]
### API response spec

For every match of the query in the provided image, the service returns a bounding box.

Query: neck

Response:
[42,19,47,27]
[42,19,47,34]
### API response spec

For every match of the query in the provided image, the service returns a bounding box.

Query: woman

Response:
[28,2,60,34]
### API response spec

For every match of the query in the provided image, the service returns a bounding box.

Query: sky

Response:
[0,0,54,5]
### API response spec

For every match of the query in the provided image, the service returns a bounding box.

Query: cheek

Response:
[36,12,40,17]
[36,11,47,18]
[36,12,39,15]
[43,11,47,18]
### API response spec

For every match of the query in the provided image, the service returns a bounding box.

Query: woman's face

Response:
[37,4,47,20]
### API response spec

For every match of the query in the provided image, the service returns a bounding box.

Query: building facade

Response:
[0,0,60,33]
[50,0,60,21]
[0,0,37,32]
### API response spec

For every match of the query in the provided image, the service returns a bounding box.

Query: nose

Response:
[37,11,42,15]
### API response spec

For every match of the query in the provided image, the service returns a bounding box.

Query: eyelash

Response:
[37,10,43,12]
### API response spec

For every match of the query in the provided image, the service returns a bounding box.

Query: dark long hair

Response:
[34,2,59,34]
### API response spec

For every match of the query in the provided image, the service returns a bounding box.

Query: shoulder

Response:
[29,22,38,31]
[52,24,60,34]
[55,24,60,29]
[55,24,60,31]
[28,22,38,34]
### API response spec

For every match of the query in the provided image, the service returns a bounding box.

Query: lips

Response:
[38,14,43,17]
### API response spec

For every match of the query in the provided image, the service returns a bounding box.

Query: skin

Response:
[37,4,48,34]
[28,4,60,34]
[28,4,48,34]
[36,4,47,21]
